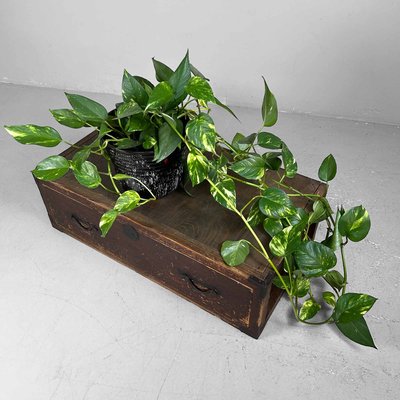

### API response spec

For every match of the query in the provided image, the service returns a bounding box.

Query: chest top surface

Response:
[44,132,326,282]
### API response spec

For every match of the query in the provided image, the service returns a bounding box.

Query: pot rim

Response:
[107,141,157,156]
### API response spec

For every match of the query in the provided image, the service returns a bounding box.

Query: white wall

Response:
[1,0,399,124]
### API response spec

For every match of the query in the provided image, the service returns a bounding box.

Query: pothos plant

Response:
[4,52,236,233]
[144,73,376,348]
[4,53,376,348]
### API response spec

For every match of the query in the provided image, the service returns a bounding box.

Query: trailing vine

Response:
[155,74,376,348]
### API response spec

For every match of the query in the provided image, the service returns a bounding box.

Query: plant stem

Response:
[217,136,236,153]
[287,193,323,198]
[299,316,333,325]
[247,242,267,257]
[100,183,117,194]
[274,179,322,200]
[240,195,261,214]
[139,198,156,206]
[105,121,125,136]
[205,177,290,295]
[229,174,265,189]
[285,257,293,289]
[181,98,196,109]
[340,243,348,294]
[107,159,121,195]
[62,140,81,149]
[127,176,156,199]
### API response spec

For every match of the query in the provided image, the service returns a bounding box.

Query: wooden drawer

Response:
[39,182,256,332]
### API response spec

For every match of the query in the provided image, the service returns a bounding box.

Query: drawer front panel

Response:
[41,184,254,328]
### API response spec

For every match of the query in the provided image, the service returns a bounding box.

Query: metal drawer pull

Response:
[71,214,98,232]
[182,273,220,296]
[123,224,139,240]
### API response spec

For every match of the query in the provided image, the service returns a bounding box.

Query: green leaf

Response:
[259,188,296,218]
[146,81,174,111]
[287,208,309,231]
[122,70,148,107]
[160,112,177,129]
[294,241,337,277]
[65,93,108,124]
[263,217,283,237]
[133,75,155,90]
[257,132,282,149]
[4,124,62,147]
[153,121,181,162]
[262,152,282,170]
[269,226,301,257]
[113,190,140,213]
[281,143,297,178]
[323,291,336,307]
[272,275,291,290]
[88,124,110,148]
[113,174,133,180]
[116,99,142,119]
[318,154,337,182]
[336,317,377,348]
[99,121,112,135]
[32,155,69,181]
[293,277,310,298]
[127,114,149,132]
[99,209,118,237]
[230,155,265,180]
[247,200,265,227]
[116,138,141,150]
[309,199,333,225]
[50,109,85,128]
[231,133,246,151]
[213,97,239,120]
[186,113,216,152]
[338,205,371,242]
[299,298,321,320]
[140,127,157,149]
[324,270,345,290]
[168,51,191,107]
[221,240,250,267]
[208,156,227,183]
[210,178,236,210]
[72,161,101,189]
[261,77,278,127]
[232,132,256,152]
[187,151,209,186]
[189,63,209,80]
[186,76,215,102]
[327,208,343,251]
[333,293,377,323]
[152,58,174,82]
[71,148,91,169]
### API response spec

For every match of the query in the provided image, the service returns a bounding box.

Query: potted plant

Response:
[4,51,235,234]
[3,54,376,348]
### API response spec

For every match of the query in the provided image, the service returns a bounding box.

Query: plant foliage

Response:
[3,52,376,348]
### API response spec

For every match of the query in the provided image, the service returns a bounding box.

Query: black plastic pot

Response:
[107,144,185,199]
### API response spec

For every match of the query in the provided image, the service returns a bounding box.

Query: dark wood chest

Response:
[35,132,326,338]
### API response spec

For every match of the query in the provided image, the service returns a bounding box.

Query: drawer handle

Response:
[123,224,139,241]
[71,214,98,232]
[182,273,220,296]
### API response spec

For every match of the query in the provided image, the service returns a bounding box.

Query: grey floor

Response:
[0,83,399,400]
